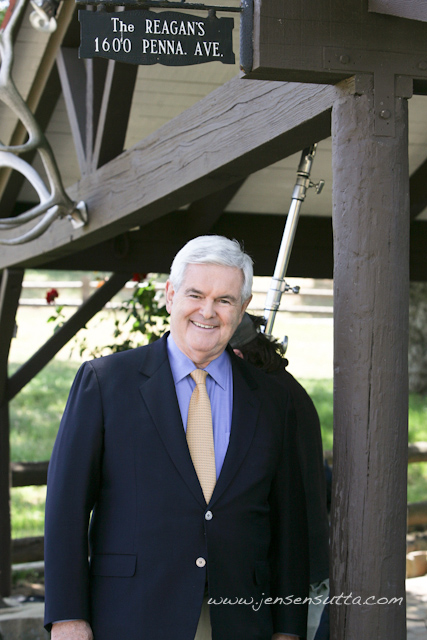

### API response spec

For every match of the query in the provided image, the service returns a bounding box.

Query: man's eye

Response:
[220,299,231,305]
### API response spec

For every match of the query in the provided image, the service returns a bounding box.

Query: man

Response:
[44,235,309,640]
[230,313,330,640]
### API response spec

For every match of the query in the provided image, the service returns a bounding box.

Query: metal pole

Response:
[264,144,323,336]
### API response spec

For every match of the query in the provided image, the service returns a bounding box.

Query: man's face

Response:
[166,263,251,368]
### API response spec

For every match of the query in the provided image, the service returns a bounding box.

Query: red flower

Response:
[131,273,147,283]
[46,288,59,304]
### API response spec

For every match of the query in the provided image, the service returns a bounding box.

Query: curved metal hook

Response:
[0,0,88,244]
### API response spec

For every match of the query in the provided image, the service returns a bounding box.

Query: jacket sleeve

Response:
[269,394,310,638]
[44,362,104,630]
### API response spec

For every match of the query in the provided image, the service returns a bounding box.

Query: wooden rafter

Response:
[91,60,138,171]
[57,49,138,174]
[0,269,24,597]
[35,213,334,278]
[0,77,354,269]
[56,47,88,174]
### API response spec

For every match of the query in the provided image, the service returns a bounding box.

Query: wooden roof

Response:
[1,0,427,277]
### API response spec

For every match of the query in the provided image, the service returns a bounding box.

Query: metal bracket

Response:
[324,47,426,137]
[0,0,89,244]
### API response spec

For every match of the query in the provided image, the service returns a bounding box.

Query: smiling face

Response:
[166,263,252,368]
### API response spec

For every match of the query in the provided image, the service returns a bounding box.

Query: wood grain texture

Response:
[0,77,353,270]
[11,461,49,488]
[331,90,409,639]
[0,270,24,597]
[249,0,427,85]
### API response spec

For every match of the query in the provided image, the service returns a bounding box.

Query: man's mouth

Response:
[191,321,217,330]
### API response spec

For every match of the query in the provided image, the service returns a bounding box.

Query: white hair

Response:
[169,235,253,301]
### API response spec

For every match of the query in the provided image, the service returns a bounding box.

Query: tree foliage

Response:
[47,277,170,359]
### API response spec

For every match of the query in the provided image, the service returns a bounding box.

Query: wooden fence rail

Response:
[11,442,427,488]
[19,279,334,314]
[10,442,427,564]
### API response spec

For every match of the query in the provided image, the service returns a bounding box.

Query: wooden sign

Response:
[78,9,235,65]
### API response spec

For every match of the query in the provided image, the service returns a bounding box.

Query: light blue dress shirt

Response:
[167,333,232,479]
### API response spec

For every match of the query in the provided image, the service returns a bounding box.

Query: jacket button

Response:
[196,557,206,568]
[205,511,213,521]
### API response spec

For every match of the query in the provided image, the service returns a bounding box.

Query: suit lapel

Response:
[209,354,261,507]
[138,336,206,508]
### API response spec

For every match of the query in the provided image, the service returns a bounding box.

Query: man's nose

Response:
[200,299,215,318]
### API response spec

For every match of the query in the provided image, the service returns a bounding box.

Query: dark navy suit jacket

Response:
[44,335,309,639]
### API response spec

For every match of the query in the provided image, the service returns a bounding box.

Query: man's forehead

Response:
[182,263,243,288]
[184,262,242,278]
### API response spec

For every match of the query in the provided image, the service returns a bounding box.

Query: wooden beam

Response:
[0,77,354,270]
[369,0,427,22]
[56,47,88,175]
[183,179,246,237]
[0,269,24,597]
[85,57,109,172]
[408,501,427,528]
[92,60,139,171]
[7,272,130,401]
[213,213,334,278]
[11,461,49,488]
[11,537,44,565]
[331,89,408,638]
[30,212,427,282]
[0,271,24,398]
[36,213,334,278]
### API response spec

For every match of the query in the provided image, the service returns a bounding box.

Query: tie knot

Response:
[190,369,208,385]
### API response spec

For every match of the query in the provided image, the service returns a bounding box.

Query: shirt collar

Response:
[167,333,229,390]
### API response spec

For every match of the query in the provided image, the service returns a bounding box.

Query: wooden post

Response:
[0,269,24,597]
[330,84,409,638]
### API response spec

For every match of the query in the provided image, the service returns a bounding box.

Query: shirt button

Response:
[205,511,213,521]
[196,557,206,568]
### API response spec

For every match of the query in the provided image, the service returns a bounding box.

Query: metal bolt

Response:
[339,55,350,64]
[379,109,392,120]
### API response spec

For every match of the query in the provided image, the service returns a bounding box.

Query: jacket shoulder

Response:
[86,334,168,377]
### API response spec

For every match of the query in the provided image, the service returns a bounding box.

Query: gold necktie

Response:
[186,369,216,503]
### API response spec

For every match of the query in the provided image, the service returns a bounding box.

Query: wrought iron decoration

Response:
[0,0,88,245]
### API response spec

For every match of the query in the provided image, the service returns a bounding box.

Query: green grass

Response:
[9,360,80,462]
[9,360,80,538]
[303,379,334,451]
[305,379,427,504]
[8,364,427,538]
[12,486,46,539]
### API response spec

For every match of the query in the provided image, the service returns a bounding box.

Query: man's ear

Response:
[165,280,174,313]
[240,295,252,319]
[233,348,244,360]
